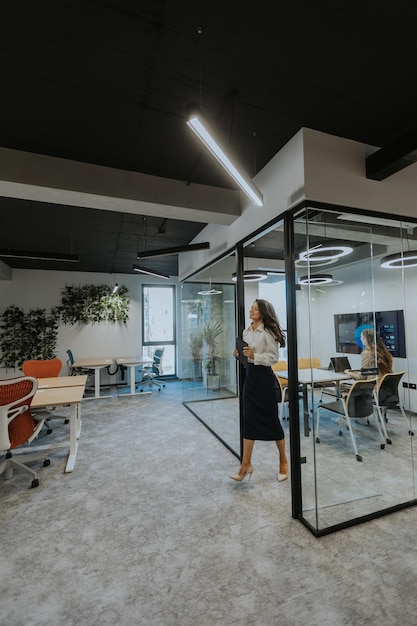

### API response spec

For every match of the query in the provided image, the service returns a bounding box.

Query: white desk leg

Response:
[65,402,81,473]
[94,367,100,398]
[130,365,135,395]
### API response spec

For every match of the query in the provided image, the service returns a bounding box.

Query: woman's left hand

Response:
[243,346,254,359]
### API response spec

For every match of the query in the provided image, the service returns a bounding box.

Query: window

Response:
[142,285,176,376]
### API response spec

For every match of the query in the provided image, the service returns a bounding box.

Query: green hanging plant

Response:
[0,305,59,368]
[58,284,130,324]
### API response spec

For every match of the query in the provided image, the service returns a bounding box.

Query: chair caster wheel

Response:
[387,438,392,445]
[47,428,53,434]
[315,437,320,443]
[43,459,51,466]
[409,430,414,436]
[65,419,69,424]
[356,455,362,462]
[31,479,39,488]
[381,444,385,450]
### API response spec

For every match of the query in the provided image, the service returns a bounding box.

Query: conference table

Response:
[115,356,153,395]
[31,375,87,472]
[278,368,351,436]
[72,357,114,399]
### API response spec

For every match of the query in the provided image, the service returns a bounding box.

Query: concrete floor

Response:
[2,381,417,626]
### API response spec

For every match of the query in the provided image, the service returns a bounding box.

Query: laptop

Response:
[330,356,351,372]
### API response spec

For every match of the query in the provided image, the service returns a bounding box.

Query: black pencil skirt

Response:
[242,364,284,441]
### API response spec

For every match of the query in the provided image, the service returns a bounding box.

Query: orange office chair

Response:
[22,358,68,433]
[0,376,50,488]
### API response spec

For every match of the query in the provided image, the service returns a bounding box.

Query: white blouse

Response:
[242,323,279,366]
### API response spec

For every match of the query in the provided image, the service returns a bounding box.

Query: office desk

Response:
[32,381,86,472]
[115,356,153,395]
[37,375,88,389]
[72,357,113,398]
[278,369,351,436]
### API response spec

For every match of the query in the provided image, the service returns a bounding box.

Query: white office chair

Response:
[316,378,385,462]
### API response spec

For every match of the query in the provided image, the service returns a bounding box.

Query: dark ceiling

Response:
[2,0,417,276]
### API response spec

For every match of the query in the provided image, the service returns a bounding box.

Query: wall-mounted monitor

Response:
[334,310,406,358]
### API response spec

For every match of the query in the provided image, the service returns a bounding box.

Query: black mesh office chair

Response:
[137,348,166,392]
[375,371,413,440]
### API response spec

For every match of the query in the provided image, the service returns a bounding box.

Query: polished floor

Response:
[2,381,417,626]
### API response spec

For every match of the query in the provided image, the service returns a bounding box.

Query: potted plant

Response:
[202,321,222,389]
[190,333,203,379]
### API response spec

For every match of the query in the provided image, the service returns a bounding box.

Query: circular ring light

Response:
[232,270,268,282]
[380,251,417,269]
[298,274,334,285]
[299,245,353,262]
[197,289,223,295]
[295,257,339,269]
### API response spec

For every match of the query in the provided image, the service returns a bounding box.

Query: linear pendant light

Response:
[133,265,170,279]
[0,249,79,262]
[137,241,210,260]
[186,105,264,207]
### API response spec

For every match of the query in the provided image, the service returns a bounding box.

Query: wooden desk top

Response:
[37,375,88,389]
[32,385,86,408]
[115,356,153,365]
[72,357,113,368]
[277,368,351,384]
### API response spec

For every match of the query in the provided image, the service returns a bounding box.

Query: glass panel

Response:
[181,253,239,453]
[294,207,415,532]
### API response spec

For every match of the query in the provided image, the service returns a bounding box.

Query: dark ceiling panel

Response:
[1,1,417,274]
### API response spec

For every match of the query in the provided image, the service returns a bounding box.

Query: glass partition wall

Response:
[181,205,417,535]
[181,253,240,454]
[293,206,417,534]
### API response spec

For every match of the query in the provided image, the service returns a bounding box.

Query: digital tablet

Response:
[236,337,248,365]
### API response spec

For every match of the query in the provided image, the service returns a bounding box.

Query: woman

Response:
[231,299,288,483]
[345,328,393,379]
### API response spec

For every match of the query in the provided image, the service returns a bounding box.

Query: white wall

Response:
[181,128,417,281]
[303,128,417,219]
[0,269,180,380]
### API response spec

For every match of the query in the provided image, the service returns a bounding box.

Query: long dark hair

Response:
[361,328,393,375]
[255,299,286,347]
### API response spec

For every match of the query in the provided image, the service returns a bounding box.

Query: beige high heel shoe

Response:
[278,460,289,482]
[230,464,254,482]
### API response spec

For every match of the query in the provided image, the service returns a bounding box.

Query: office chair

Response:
[66,349,94,378]
[272,362,289,421]
[137,348,166,392]
[374,371,413,441]
[0,376,50,488]
[316,378,385,461]
[297,357,336,402]
[272,361,303,422]
[22,358,68,432]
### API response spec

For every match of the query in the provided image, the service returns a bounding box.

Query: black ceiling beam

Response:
[366,127,417,180]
